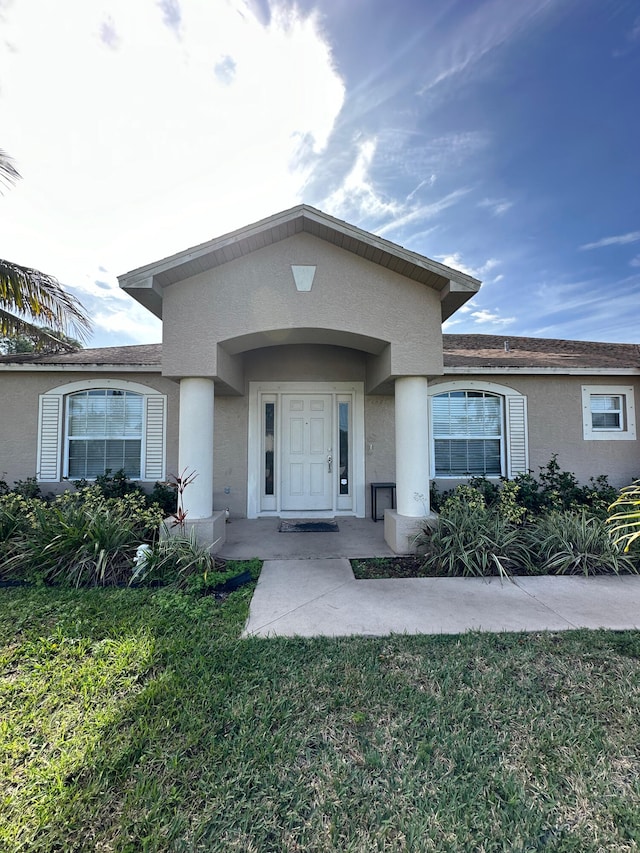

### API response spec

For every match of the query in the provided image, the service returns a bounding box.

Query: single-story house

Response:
[1,205,638,552]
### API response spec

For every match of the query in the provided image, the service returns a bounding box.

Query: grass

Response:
[1,570,639,852]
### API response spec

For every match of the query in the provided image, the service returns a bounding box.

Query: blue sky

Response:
[1,0,638,347]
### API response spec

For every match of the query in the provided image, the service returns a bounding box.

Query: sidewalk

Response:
[243,559,640,638]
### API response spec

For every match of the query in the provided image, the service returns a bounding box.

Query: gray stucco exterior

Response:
[1,206,638,548]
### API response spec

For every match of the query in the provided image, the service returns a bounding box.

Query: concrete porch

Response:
[218,516,397,560]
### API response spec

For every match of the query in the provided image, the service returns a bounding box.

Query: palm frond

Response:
[0,259,92,346]
[0,149,20,192]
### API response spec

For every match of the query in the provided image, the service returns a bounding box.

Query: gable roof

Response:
[1,336,638,374]
[117,205,481,321]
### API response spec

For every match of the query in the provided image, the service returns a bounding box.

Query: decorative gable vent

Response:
[291,265,316,292]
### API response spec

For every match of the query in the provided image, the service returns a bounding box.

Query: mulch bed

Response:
[350,556,427,579]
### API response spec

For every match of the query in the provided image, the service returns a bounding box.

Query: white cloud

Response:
[436,253,500,279]
[0,0,345,344]
[580,231,640,250]
[630,255,640,268]
[322,137,401,221]
[470,309,515,326]
[92,308,162,345]
[478,197,513,216]
[419,0,557,93]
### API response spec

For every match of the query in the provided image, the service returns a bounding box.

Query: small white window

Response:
[582,386,636,441]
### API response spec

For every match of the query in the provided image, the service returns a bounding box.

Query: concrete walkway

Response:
[243,559,640,638]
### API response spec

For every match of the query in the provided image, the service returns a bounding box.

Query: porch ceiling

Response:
[119,205,480,322]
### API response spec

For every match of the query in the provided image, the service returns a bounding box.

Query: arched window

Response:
[429,381,528,479]
[37,380,166,482]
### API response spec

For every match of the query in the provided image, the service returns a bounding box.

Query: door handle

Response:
[327,454,332,473]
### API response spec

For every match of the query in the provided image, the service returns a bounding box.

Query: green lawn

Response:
[1,577,639,852]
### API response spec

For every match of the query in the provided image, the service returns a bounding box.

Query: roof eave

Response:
[118,205,481,314]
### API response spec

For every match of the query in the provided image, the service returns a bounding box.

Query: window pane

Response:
[433,390,503,476]
[592,412,621,429]
[264,402,274,496]
[590,394,622,430]
[434,439,501,476]
[433,392,501,438]
[67,390,143,478]
[68,439,141,479]
[339,401,349,495]
[591,395,620,412]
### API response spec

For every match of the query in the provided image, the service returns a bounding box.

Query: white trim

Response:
[247,381,365,518]
[446,367,640,375]
[428,379,528,479]
[581,385,636,441]
[0,364,160,372]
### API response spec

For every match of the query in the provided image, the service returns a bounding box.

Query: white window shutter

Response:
[37,395,63,481]
[143,395,166,481]
[506,395,528,477]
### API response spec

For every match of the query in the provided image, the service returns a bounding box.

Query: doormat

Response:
[278,520,339,533]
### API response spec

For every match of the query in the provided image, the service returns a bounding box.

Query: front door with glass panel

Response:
[251,382,363,518]
[281,394,333,511]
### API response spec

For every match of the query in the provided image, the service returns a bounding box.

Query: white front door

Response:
[281,393,333,511]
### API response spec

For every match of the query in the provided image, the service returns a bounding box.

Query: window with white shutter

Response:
[37,380,166,482]
[429,381,528,479]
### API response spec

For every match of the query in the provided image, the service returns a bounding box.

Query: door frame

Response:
[247,381,365,518]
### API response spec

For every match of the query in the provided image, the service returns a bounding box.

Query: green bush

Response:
[130,527,218,588]
[417,501,638,579]
[525,510,637,576]
[432,457,618,521]
[417,504,531,578]
[607,480,640,554]
[5,488,164,587]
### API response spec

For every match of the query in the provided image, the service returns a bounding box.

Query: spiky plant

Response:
[527,510,637,576]
[607,480,640,553]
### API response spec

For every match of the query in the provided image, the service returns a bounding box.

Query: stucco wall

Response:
[0,372,179,493]
[243,344,366,384]
[161,231,444,382]
[212,395,248,516]
[2,366,637,514]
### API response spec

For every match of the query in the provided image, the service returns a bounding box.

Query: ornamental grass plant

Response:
[4,487,164,587]
[526,509,638,576]
[607,479,640,553]
[417,504,531,578]
[417,477,638,579]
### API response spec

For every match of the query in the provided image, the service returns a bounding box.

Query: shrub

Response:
[607,480,640,553]
[439,484,486,516]
[72,469,178,516]
[130,527,215,587]
[525,510,638,576]
[417,504,531,578]
[434,458,619,521]
[6,488,164,587]
[146,480,178,515]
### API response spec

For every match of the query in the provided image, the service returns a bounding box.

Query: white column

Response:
[178,377,214,520]
[394,376,430,517]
